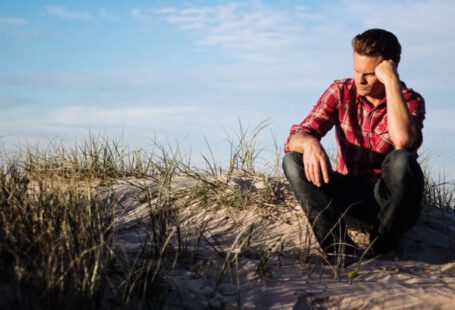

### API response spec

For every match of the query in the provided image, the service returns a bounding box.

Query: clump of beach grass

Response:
[0,124,453,308]
[0,135,172,308]
[421,161,455,210]
[0,162,116,308]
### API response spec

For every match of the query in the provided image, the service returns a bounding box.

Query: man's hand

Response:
[374,59,399,85]
[288,131,332,187]
[301,138,331,187]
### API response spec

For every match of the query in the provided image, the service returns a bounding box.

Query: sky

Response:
[1,0,455,180]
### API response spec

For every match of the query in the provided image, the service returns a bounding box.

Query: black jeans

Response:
[282,149,424,255]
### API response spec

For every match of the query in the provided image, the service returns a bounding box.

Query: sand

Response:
[107,175,455,309]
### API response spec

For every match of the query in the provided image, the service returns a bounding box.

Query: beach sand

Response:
[109,175,455,309]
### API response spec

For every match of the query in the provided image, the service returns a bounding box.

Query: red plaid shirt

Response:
[285,78,425,183]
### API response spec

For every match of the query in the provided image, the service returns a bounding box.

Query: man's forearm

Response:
[288,130,320,154]
[375,60,416,149]
[384,77,416,149]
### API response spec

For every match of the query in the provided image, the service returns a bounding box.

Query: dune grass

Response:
[0,126,453,308]
[421,159,455,210]
[0,163,115,308]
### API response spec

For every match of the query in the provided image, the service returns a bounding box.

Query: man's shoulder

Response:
[329,78,355,92]
[400,81,425,102]
[332,78,354,87]
[327,78,356,100]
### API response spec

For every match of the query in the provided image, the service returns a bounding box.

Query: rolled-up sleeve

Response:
[284,82,340,153]
[403,89,425,152]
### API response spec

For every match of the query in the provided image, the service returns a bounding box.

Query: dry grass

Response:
[0,126,453,308]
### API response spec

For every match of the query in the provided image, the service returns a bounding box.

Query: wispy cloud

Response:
[0,16,44,39]
[43,6,119,22]
[0,16,28,32]
[132,3,302,52]
[44,6,93,21]
[50,105,199,129]
[136,1,455,90]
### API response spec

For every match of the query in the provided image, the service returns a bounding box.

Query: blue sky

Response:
[1,0,455,179]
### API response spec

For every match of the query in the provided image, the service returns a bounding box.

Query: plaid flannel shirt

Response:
[285,78,425,183]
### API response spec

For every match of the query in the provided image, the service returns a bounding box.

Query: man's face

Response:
[353,52,385,98]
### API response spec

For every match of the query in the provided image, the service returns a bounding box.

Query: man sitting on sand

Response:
[282,29,425,259]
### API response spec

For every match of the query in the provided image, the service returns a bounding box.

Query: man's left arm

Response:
[375,60,417,149]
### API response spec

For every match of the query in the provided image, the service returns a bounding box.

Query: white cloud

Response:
[0,16,45,39]
[165,6,217,30]
[133,3,302,52]
[43,6,120,22]
[44,6,93,21]
[140,1,455,91]
[0,16,28,32]
[49,105,199,129]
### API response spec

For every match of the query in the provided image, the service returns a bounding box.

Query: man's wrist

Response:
[288,130,318,153]
[382,74,400,90]
[301,135,321,155]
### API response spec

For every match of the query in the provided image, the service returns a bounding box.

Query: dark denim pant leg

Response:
[372,149,424,252]
[282,151,359,254]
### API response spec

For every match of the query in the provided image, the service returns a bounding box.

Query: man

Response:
[282,29,425,258]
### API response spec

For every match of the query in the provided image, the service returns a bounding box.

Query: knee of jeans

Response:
[383,149,413,175]
[282,151,305,180]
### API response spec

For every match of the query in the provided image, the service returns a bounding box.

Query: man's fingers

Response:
[308,162,318,186]
[308,162,316,185]
[313,162,321,187]
[304,160,320,187]
[303,156,312,183]
[320,158,330,184]
[303,151,330,187]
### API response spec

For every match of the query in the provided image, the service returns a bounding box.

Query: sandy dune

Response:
[107,175,455,309]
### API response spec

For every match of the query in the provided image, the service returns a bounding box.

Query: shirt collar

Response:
[356,93,387,110]
[352,80,407,109]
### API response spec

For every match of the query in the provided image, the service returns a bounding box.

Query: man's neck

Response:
[365,95,383,106]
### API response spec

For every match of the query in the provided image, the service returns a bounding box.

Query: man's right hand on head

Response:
[301,139,331,187]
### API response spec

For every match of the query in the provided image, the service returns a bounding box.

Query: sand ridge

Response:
[107,175,455,309]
